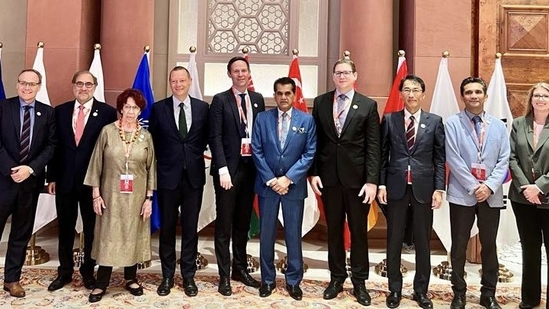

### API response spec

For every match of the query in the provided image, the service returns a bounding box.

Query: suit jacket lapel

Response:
[393,110,406,147]
[340,94,358,135]
[525,116,535,152]
[321,92,338,137]
[282,110,299,152]
[227,90,241,133]
[534,122,549,154]
[80,100,100,146]
[164,97,184,141]
[10,99,21,140]
[459,111,478,146]
[31,103,45,151]
[413,111,429,152]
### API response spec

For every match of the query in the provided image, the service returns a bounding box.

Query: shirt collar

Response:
[335,89,355,101]
[464,109,485,121]
[278,107,293,118]
[172,95,190,108]
[19,97,35,109]
[74,98,94,111]
[404,108,421,121]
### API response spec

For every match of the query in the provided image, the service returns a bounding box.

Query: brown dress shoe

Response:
[3,282,25,297]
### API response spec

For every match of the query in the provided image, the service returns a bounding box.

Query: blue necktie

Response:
[280,112,288,148]
[472,115,482,140]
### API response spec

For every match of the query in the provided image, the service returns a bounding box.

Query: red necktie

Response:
[406,115,415,150]
[75,105,85,145]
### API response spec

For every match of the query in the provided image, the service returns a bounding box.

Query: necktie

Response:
[336,94,347,135]
[406,115,415,150]
[75,105,85,145]
[20,105,32,163]
[239,93,247,136]
[472,115,482,140]
[280,112,289,148]
[179,102,188,138]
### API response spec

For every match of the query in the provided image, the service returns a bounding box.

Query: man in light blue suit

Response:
[251,77,316,300]
[445,77,510,309]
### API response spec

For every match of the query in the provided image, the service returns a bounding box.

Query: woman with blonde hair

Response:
[84,88,156,302]
[508,82,549,309]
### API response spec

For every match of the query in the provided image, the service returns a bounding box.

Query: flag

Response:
[282,53,320,236]
[244,52,260,238]
[0,46,6,100]
[188,50,203,100]
[430,55,466,252]
[32,44,50,105]
[89,47,105,102]
[485,56,519,249]
[383,53,408,114]
[132,50,160,233]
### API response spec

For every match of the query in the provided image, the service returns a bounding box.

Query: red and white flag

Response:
[243,53,255,92]
[384,53,408,114]
[89,47,105,102]
[32,44,51,105]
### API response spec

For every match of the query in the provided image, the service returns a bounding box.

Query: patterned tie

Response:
[406,115,415,150]
[75,105,86,145]
[472,115,482,140]
[336,94,347,135]
[179,102,188,138]
[20,105,32,163]
[280,112,289,148]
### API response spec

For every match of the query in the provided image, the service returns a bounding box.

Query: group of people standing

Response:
[0,57,548,309]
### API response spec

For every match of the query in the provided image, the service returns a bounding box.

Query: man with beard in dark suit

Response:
[47,70,117,292]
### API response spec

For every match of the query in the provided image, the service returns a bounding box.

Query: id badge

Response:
[120,174,134,193]
[241,138,252,156]
[471,163,487,181]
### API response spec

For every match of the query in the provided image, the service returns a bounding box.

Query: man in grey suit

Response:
[378,75,445,309]
[445,77,510,309]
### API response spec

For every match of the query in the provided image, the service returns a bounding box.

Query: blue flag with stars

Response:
[0,54,6,100]
[132,52,160,233]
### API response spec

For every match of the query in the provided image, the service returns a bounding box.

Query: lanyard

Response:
[233,91,249,136]
[470,117,486,162]
[332,95,351,135]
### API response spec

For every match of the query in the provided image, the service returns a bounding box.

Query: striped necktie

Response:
[406,115,415,150]
[20,105,32,163]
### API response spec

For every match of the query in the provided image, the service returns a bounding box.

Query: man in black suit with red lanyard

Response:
[311,58,380,306]
[47,70,117,292]
[378,75,445,309]
[209,56,265,296]
[149,66,209,297]
[0,69,56,297]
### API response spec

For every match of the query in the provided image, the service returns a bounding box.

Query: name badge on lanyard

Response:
[471,162,487,181]
[241,137,252,156]
[120,174,134,193]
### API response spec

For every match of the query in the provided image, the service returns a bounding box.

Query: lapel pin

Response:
[420,123,426,128]
[93,110,98,117]
[352,105,358,109]
[292,126,297,131]
[36,111,41,116]
[253,103,258,108]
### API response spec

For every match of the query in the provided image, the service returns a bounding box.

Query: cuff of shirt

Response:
[218,166,229,176]
[378,185,387,190]
[266,177,276,186]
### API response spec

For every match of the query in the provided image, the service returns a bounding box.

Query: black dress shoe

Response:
[48,276,72,291]
[259,282,276,297]
[183,277,198,297]
[231,270,261,288]
[450,293,466,309]
[286,284,302,300]
[218,276,232,296]
[352,284,371,306]
[519,302,538,309]
[125,279,143,296]
[323,280,344,299]
[386,291,402,308]
[412,292,433,309]
[480,296,502,309]
[157,277,174,296]
[88,288,106,303]
[82,276,96,290]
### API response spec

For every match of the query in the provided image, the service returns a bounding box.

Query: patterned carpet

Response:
[0,267,533,308]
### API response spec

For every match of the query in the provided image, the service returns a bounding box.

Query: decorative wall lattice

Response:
[207,0,289,54]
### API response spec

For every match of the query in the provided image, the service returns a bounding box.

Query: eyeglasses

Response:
[74,81,95,88]
[123,105,140,111]
[402,88,423,94]
[333,71,354,77]
[533,94,549,101]
[18,81,40,88]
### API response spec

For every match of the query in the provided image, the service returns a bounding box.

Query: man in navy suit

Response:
[445,77,510,309]
[378,75,445,309]
[310,58,380,306]
[149,66,209,297]
[47,70,117,292]
[0,69,56,297]
[252,77,316,300]
[209,56,265,295]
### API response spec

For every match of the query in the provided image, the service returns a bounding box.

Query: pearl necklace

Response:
[118,119,141,144]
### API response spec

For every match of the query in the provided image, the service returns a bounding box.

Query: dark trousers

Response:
[512,201,549,306]
[213,159,256,277]
[95,264,137,289]
[450,202,500,297]
[386,186,433,294]
[158,170,203,279]
[55,185,96,279]
[322,183,370,284]
[259,196,304,285]
[0,182,40,282]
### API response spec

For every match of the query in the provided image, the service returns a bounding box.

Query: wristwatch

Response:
[145,195,153,201]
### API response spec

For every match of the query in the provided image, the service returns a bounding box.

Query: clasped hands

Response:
[10,165,32,183]
[473,183,492,203]
[521,184,542,204]
[270,176,290,195]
